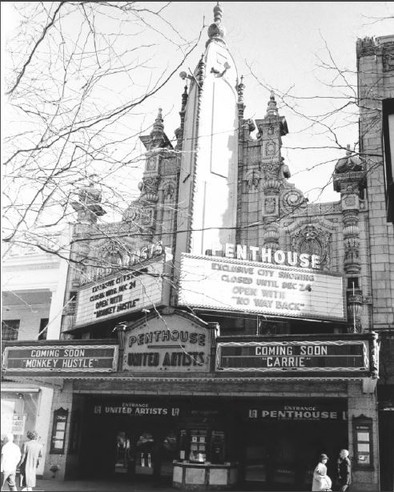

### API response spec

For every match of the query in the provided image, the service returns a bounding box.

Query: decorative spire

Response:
[213,2,223,23]
[181,85,188,112]
[175,85,189,150]
[149,107,165,147]
[206,2,226,46]
[266,91,279,116]
[237,76,245,104]
[152,108,164,135]
[196,54,206,87]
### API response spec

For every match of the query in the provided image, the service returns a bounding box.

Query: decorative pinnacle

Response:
[207,2,226,46]
[152,108,164,133]
[266,91,278,116]
[237,75,245,103]
[181,85,188,111]
[213,2,223,23]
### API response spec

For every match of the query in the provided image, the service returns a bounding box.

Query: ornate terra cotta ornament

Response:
[382,45,394,72]
[244,171,260,192]
[162,181,176,201]
[264,196,278,216]
[290,223,332,270]
[281,188,307,213]
[138,176,160,203]
[265,141,276,156]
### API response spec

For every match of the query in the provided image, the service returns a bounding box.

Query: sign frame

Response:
[178,253,346,322]
[216,340,370,374]
[74,256,170,328]
[2,344,119,373]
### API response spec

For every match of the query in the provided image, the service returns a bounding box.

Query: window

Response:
[38,318,49,341]
[2,320,20,341]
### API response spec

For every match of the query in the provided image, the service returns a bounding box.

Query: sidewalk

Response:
[29,478,319,492]
[35,477,176,491]
[30,477,308,492]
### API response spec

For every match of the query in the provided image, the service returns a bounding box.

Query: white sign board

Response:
[75,260,166,327]
[178,254,346,321]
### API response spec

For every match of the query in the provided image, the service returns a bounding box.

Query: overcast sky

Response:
[2,2,394,208]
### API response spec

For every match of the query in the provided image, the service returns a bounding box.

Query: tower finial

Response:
[152,108,164,133]
[150,107,165,146]
[266,91,278,116]
[207,2,226,46]
[213,2,223,23]
[237,75,245,103]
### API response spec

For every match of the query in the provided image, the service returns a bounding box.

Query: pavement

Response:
[25,479,349,492]
[17,480,381,492]
[27,477,306,492]
[34,477,175,491]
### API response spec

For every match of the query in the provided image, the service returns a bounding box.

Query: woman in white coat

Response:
[312,453,332,491]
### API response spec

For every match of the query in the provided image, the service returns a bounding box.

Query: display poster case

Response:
[189,429,208,463]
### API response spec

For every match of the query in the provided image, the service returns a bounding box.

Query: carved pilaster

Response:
[333,147,366,332]
[347,288,363,333]
[263,222,280,251]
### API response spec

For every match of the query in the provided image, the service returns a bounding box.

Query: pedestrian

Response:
[312,453,332,491]
[1,433,21,491]
[18,431,42,492]
[337,449,351,492]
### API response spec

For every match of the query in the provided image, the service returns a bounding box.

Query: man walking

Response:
[1,433,21,491]
[337,449,351,492]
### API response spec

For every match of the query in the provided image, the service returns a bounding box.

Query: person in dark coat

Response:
[337,449,351,492]
[18,431,42,491]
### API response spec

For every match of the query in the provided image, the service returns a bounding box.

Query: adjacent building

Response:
[1,230,70,478]
[357,35,394,491]
[2,6,393,492]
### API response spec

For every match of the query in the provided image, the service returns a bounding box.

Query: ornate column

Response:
[333,146,366,332]
[256,92,289,250]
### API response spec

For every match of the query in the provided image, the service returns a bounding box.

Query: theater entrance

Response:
[78,396,348,491]
[79,405,178,484]
[242,417,348,491]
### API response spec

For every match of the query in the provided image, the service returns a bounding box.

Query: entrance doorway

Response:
[80,416,177,483]
[242,419,348,491]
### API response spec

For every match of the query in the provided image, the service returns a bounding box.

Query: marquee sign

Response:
[216,340,369,374]
[75,258,170,327]
[123,313,214,373]
[2,345,118,372]
[178,253,345,321]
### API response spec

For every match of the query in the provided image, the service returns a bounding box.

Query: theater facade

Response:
[3,5,393,492]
